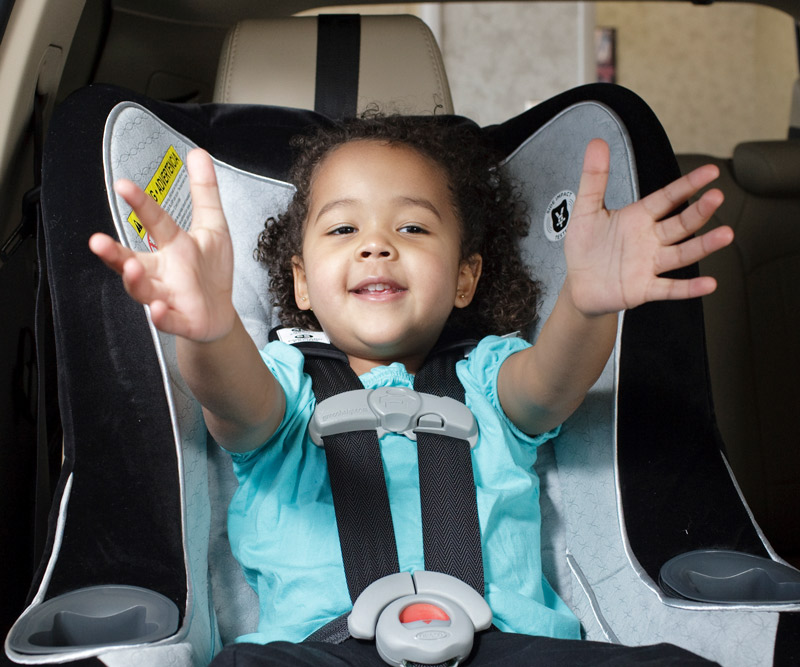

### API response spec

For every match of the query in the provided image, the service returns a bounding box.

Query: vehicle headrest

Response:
[213,15,453,115]
[733,140,800,197]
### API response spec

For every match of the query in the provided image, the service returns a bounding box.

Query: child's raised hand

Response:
[89,148,236,341]
[564,139,733,317]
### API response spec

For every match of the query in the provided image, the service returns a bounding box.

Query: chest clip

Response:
[309,387,478,448]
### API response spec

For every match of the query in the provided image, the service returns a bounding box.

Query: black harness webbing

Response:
[314,15,360,119]
[303,348,401,602]
[414,345,484,596]
[279,330,485,616]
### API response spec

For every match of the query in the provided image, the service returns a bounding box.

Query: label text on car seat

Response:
[543,190,575,242]
[127,145,191,250]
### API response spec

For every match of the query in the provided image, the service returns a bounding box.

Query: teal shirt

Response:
[227,335,580,644]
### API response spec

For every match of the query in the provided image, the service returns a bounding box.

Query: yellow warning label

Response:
[127,146,184,239]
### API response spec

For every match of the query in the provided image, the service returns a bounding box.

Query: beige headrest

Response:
[214,15,453,115]
[733,141,800,197]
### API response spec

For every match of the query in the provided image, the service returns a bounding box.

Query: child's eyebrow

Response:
[393,196,443,221]
[314,198,358,223]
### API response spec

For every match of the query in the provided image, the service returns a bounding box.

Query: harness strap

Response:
[415,348,485,596]
[275,327,486,649]
[303,352,401,603]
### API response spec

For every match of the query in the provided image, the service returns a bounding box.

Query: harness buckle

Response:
[309,387,479,448]
[348,571,492,667]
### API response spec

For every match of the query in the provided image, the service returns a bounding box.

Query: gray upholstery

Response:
[679,140,800,569]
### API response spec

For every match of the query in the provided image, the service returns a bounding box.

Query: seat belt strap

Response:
[290,328,485,598]
[414,346,485,595]
[303,352,401,603]
[315,14,361,119]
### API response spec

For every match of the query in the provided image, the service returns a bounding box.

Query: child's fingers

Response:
[573,139,611,218]
[119,255,173,309]
[90,232,167,306]
[650,275,720,302]
[148,300,193,338]
[655,187,725,245]
[88,232,136,275]
[114,178,181,248]
[658,225,734,275]
[185,149,227,234]
[640,163,720,222]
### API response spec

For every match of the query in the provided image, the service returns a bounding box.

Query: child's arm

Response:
[499,139,733,435]
[89,149,284,452]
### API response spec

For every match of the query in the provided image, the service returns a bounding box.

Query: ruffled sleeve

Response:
[226,341,315,471]
[457,334,560,448]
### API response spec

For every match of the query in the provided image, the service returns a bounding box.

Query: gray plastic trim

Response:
[7,586,179,655]
[565,549,620,644]
[5,476,73,664]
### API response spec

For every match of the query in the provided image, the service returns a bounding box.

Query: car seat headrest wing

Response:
[103,101,296,346]
[213,15,453,115]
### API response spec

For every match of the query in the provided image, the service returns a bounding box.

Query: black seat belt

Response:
[414,343,484,596]
[303,346,401,603]
[290,330,485,611]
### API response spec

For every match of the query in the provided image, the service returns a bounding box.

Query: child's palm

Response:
[90,149,235,341]
[565,139,732,317]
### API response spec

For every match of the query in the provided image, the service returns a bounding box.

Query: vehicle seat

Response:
[213,15,453,115]
[678,141,800,569]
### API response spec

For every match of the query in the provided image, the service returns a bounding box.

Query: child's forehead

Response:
[302,139,463,231]
[317,139,446,176]
[314,141,454,201]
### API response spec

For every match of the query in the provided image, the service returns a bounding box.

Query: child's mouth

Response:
[352,282,406,295]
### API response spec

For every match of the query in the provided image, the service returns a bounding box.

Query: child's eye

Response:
[329,225,356,235]
[399,224,428,234]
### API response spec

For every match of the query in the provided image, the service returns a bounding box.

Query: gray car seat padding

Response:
[499,101,800,667]
[9,83,800,666]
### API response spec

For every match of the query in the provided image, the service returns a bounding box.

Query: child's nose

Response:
[359,245,393,259]
[358,234,396,259]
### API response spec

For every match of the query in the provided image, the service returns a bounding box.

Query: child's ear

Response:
[454,253,482,309]
[292,256,311,311]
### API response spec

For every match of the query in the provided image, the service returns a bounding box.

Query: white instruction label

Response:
[276,328,331,345]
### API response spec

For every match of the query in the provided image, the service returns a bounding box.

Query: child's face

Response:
[292,140,482,374]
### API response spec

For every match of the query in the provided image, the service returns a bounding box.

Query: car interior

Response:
[1,1,799,666]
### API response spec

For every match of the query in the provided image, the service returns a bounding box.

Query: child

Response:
[89,115,731,666]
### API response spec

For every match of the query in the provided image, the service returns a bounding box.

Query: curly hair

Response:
[256,113,541,339]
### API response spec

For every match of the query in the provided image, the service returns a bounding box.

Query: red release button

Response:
[399,603,450,625]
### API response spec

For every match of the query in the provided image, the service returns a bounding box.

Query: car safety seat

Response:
[6,14,800,667]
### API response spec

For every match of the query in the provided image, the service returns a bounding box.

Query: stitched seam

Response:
[415,19,446,111]
[223,22,242,103]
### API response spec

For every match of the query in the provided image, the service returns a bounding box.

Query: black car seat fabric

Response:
[5,83,800,667]
[678,141,800,571]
